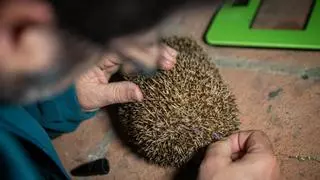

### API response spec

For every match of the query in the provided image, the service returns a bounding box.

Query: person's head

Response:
[0,0,215,104]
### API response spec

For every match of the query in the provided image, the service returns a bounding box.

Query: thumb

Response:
[102,81,143,106]
[201,139,233,172]
[77,81,143,111]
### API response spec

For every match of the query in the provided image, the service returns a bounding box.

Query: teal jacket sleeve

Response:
[0,130,40,180]
[24,85,97,138]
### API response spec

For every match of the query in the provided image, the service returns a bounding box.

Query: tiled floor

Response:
[53,1,320,180]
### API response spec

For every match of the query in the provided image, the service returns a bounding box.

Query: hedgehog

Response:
[118,36,240,167]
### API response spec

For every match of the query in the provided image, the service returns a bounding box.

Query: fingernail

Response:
[135,88,143,102]
[164,59,174,69]
[166,46,178,58]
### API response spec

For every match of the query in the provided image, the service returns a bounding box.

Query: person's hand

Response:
[198,130,280,180]
[75,44,177,111]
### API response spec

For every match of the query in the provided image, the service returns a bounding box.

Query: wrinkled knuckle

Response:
[113,86,123,102]
[126,83,138,99]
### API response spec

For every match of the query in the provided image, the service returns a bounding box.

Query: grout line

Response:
[212,58,320,79]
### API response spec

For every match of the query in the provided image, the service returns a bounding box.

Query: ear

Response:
[0,1,54,72]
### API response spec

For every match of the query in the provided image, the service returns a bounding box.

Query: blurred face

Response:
[0,1,106,104]
[0,0,215,104]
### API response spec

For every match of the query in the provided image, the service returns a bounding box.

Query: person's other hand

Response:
[75,44,177,111]
[198,130,281,180]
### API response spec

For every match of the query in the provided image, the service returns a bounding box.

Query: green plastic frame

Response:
[205,0,320,50]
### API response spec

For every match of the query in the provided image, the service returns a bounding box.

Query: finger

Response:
[98,53,122,80]
[117,44,159,71]
[120,62,139,75]
[158,44,177,70]
[202,139,233,170]
[231,131,280,180]
[101,81,143,105]
[161,44,178,59]
[109,29,161,72]
[229,130,274,155]
[116,45,159,75]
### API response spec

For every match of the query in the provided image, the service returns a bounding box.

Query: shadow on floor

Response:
[172,147,207,180]
[104,73,149,161]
